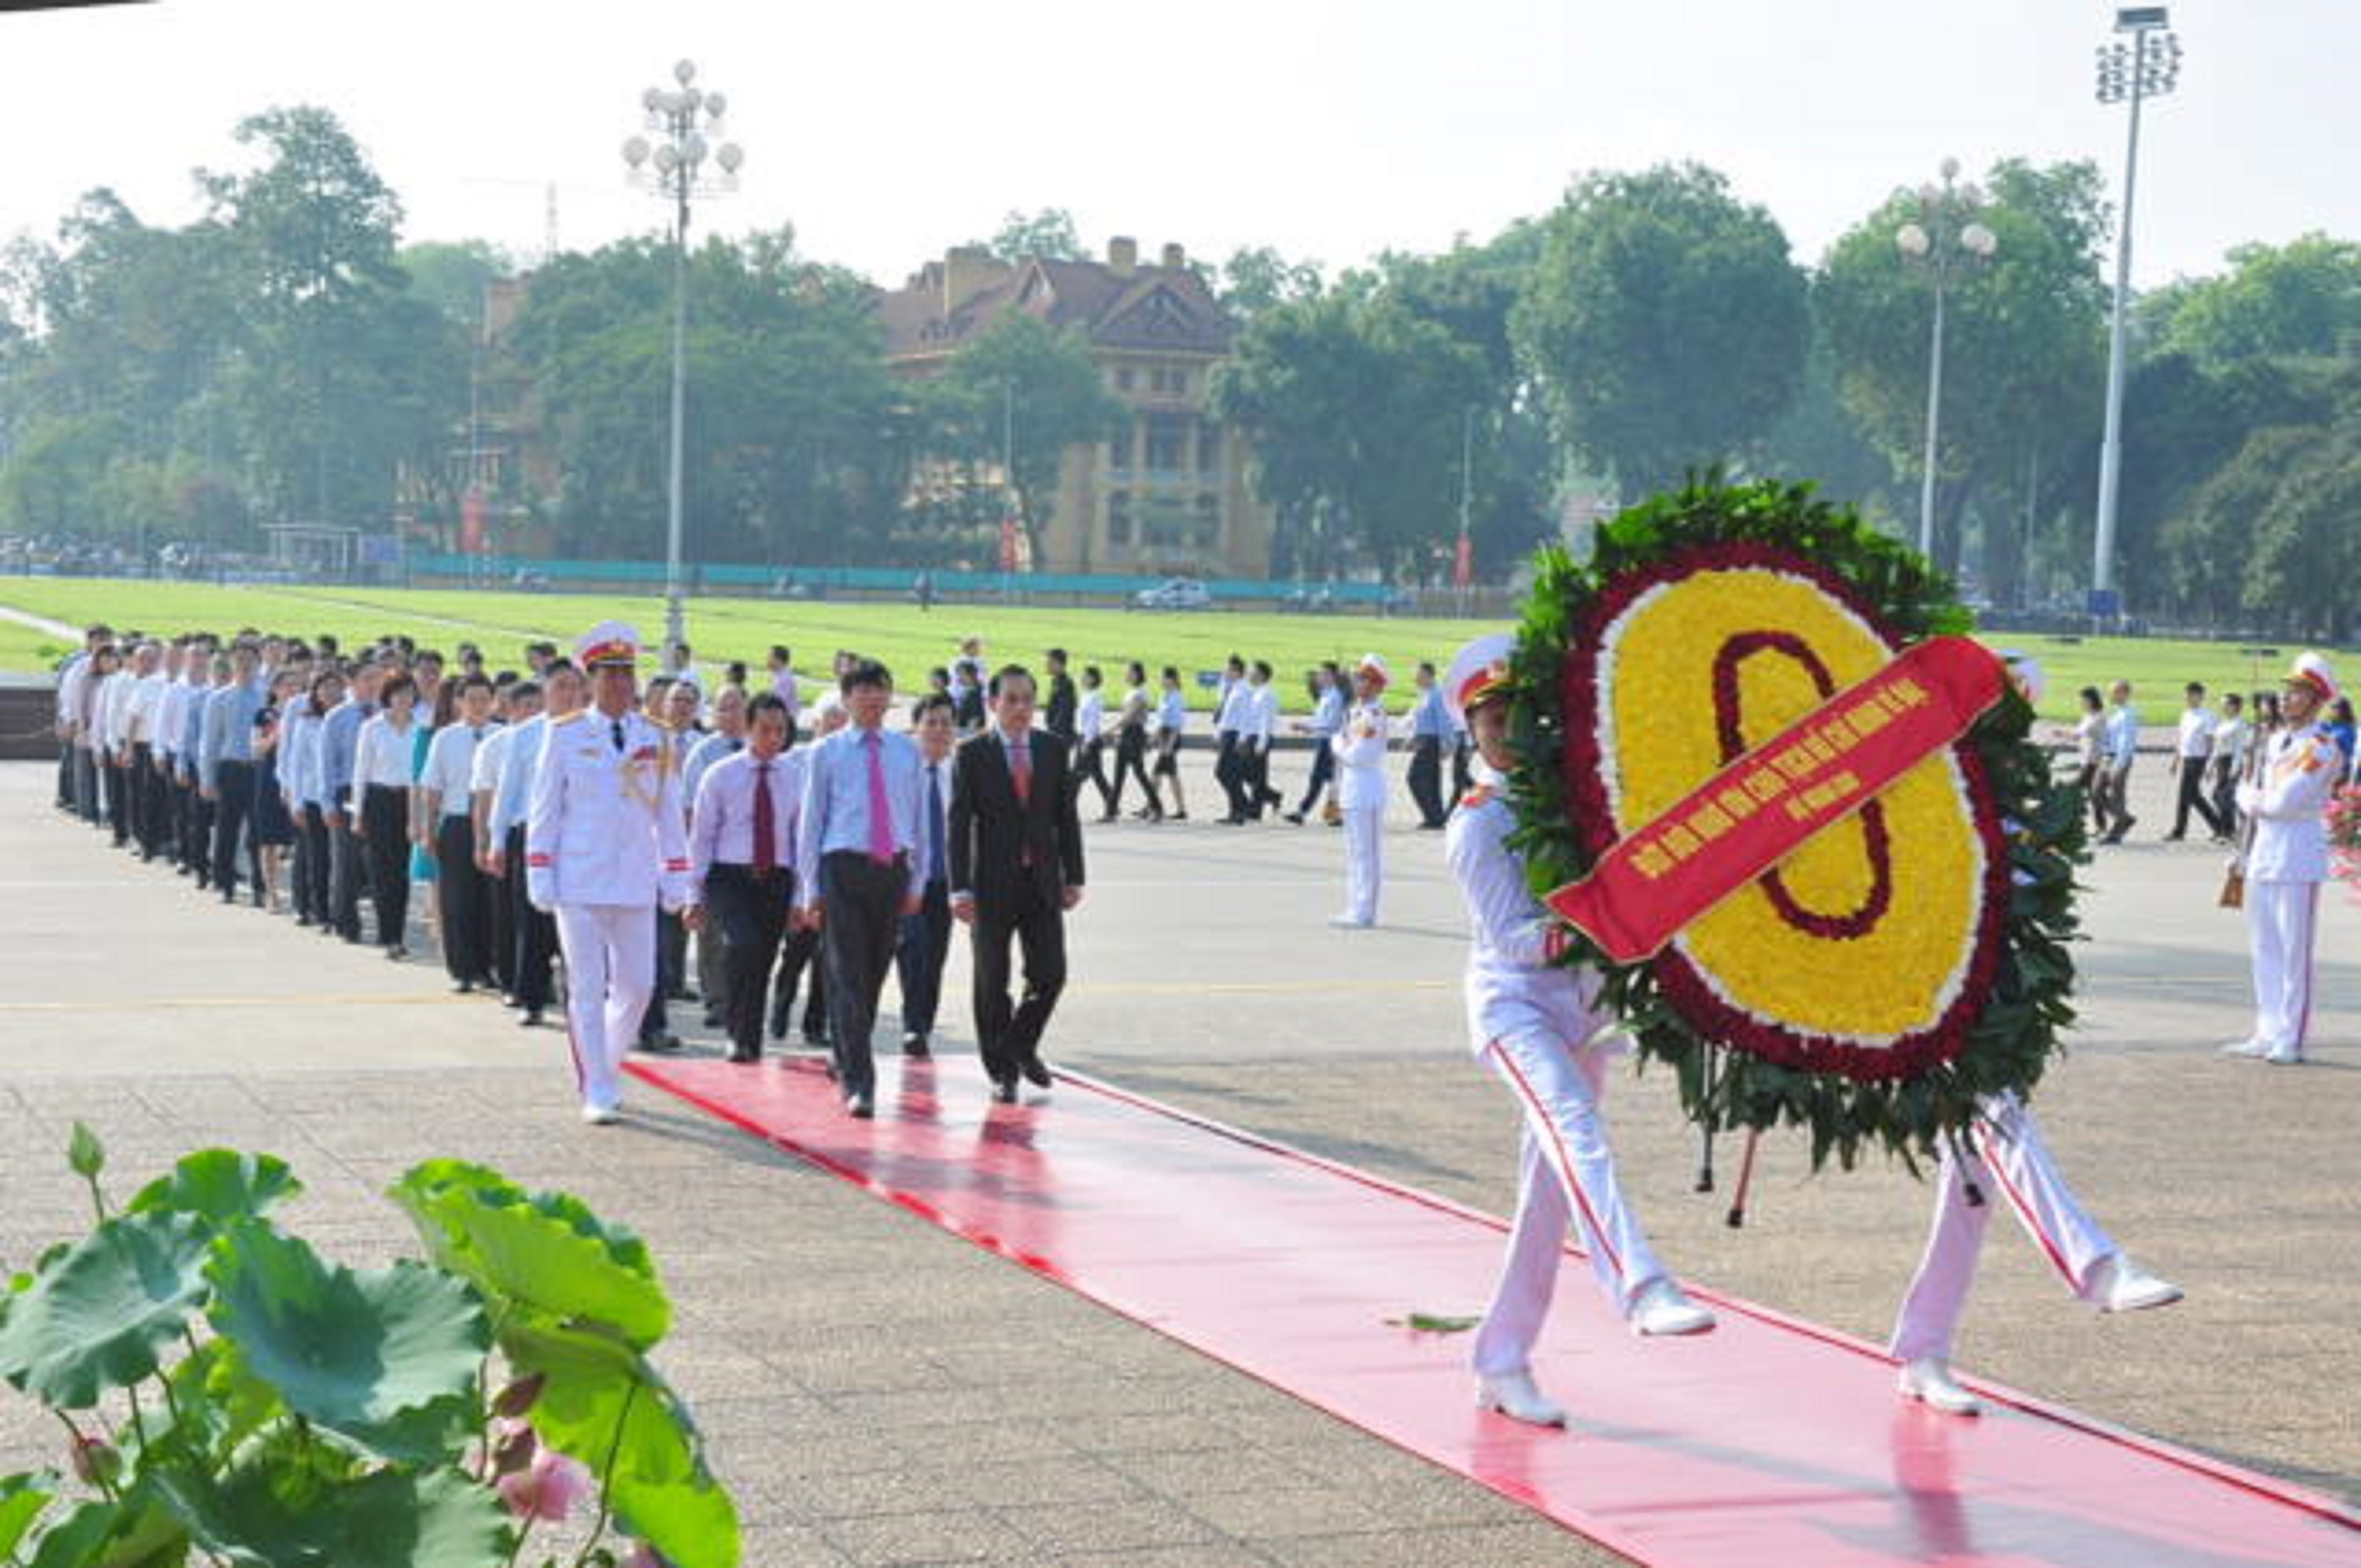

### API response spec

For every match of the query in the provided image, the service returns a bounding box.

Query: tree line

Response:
[0,106,2354,632]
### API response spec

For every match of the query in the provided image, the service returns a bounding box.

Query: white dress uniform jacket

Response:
[1330,700,1389,810]
[524,709,691,911]
[2239,723,2336,883]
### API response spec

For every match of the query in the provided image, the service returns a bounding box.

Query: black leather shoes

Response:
[1018,1052,1052,1088]
[845,1091,875,1119]
[991,1075,1019,1105]
[901,1032,931,1059]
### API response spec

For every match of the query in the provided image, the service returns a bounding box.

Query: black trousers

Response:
[329,802,367,939]
[770,921,827,1041]
[1244,739,1276,817]
[1110,728,1159,816]
[708,864,795,1055]
[2210,761,2242,839]
[211,759,257,899]
[970,877,1067,1082]
[1295,741,1335,815]
[1451,737,1472,803]
[106,756,131,844]
[896,879,953,1037]
[362,784,411,948]
[434,815,493,983]
[819,851,907,1099]
[486,856,514,995]
[297,805,332,922]
[128,744,161,857]
[1407,736,1446,826]
[1214,732,1245,819]
[505,825,557,1014]
[1075,736,1113,816]
[2171,760,2227,839]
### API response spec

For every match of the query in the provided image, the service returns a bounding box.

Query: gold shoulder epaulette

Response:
[1461,784,1495,809]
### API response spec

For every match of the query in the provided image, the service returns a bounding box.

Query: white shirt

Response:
[2238,724,2338,884]
[97,671,136,756]
[689,747,806,889]
[1153,688,1187,736]
[1214,680,1250,736]
[2213,714,2253,774]
[124,671,167,747]
[55,653,91,731]
[770,667,800,718]
[1241,682,1279,745]
[156,679,191,759]
[471,724,515,798]
[421,723,490,817]
[1076,689,1106,740]
[2104,704,2140,767]
[2176,705,2216,761]
[1445,766,1608,1051]
[354,714,420,790]
[525,708,691,911]
[1330,700,1390,810]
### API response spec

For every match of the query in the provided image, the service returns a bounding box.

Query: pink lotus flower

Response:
[496,1442,595,1521]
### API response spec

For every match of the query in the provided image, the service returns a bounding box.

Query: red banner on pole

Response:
[461,487,486,555]
[1544,636,2007,964]
[1452,533,1473,590]
[998,517,1020,573]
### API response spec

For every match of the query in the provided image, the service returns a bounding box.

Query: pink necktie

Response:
[864,731,895,864]
[1011,735,1031,805]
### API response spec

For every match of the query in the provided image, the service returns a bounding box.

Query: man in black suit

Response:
[949,664,1087,1102]
[1043,648,1077,751]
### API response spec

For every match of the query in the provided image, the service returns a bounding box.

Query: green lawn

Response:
[1,576,2343,722]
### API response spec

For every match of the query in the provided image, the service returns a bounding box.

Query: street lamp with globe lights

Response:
[2089,7,2180,617]
[623,59,743,666]
[1895,159,1998,565]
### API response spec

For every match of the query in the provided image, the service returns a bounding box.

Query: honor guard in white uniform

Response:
[2225,652,2341,1066]
[1443,634,1714,1430]
[525,623,691,1123]
[1888,653,2182,1416]
[1328,654,1390,928]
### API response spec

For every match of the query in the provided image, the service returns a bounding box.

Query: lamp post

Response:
[2089,6,2180,615]
[1895,158,1997,565]
[623,59,743,664]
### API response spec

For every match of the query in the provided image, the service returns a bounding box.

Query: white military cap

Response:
[1355,652,1389,688]
[2286,651,2338,704]
[575,621,644,670]
[1442,633,1516,729]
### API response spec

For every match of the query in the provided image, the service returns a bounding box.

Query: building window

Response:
[1145,413,1187,474]
[1115,367,1135,391]
[1107,491,1132,545]
[1197,424,1222,474]
[1192,494,1220,550]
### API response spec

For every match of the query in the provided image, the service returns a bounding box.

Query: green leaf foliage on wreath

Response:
[0,1211,212,1409]
[204,1224,488,1464]
[1504,473,2082,1170]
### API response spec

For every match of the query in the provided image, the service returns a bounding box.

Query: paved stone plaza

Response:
[0,754,2353,1565]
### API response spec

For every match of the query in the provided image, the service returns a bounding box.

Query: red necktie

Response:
[865,731,896,864]
[1011,734,1031,805]
[752,759,775,875]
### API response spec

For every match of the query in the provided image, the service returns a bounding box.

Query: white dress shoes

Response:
[2264,1043,2304,1066]
[1476,1369,1568,1428]
[1628,1277,1717,1336]
[2087,1254,2184,1313]
[1898,1357,1983,1417]
[580,1102,621,1126]
[2219,1038,2270,1058]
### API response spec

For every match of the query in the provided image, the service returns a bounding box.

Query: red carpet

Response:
[629,1053,2360,1568]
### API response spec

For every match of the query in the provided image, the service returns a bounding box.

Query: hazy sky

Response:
[3,0,2352,291]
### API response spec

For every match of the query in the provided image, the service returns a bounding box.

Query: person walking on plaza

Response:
[1110,660,1162,822]
[1150,665,1189,821]
[895,694,958,1058]
[494,661,579,1028]
[770,698,843,1049]
[527,624,691,1124]
[1442,634,1714,1430]
[1241,660,1282,819]
[684,684,749,1026]
[686,691,803,1063]
[1285,663,1346,826]
[2209,691,2252,843]
[1406,660,1452,829]
[1329,655,1391,928]
[421,672,499,992]
[2070,685,2109,835]
[950,665,1085,1104]
[795,657,924,1119]
[199,641,269,905]
[2097,680,2140,844]
[1043,648,1077,749]
[2223,654,2341,1068]
[355,673,422,958]
[2164,682,2227,843]
[1890,1088,2184,1414]
[471,679,536,1002]
[1073,664,1113,820]
[320,660,379,943]
[1213,655,1248,822]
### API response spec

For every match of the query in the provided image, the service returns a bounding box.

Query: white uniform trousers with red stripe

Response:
[553,902,657,1116]
[2245,880,2319,1056]
[1889,1092,2119,1364]
[1472,1029,1670,1378]
[1341,803,1383,925]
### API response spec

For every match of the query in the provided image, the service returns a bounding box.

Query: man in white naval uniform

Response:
[1327,655,1390,929]
[526,623,691,1124]
[2225,652,2341,1067]
[1890,653,2182,1416]
[1442,634,1715,1430]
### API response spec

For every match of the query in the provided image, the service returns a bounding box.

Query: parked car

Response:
[1132,576,1211,611]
